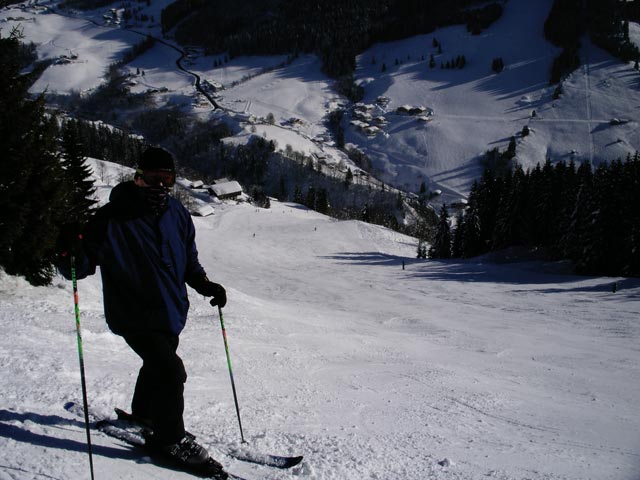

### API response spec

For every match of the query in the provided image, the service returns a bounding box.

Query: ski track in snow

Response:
[2,0,640,477]
[1,161,639,480]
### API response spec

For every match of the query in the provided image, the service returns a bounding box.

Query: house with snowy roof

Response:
[208,180,243,200]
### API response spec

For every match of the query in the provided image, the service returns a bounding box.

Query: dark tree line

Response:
[430,156,640,277]
[60,118,146,168]
[587,0,640,62]
[442,55,467,69]
[0,32,97,285]
[58,0,153,14]
[491,57,505,73]
[58,0,115,9]
[544,0,584,84]
[120,35,156,65]
[623,0,640,23]
[545,0,640,84]
[1,17,439,284]
[164,0,503,78]
[211,137,434,234]
[161,0,208,34]
[51,93,415,235]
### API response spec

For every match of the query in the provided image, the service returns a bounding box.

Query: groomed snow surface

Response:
[2,0,640,477]
[1,160,639,480]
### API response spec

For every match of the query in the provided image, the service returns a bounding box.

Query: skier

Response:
[56,146,227,471]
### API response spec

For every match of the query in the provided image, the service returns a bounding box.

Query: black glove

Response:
[56,223,84,259]
[189,275,227,308]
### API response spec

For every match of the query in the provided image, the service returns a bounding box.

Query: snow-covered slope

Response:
[0,160,639,480]
[4,0,640,204]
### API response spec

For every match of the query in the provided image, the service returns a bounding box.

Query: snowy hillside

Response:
[4,0,640,204]
[0,159,639,480]
[2,1,640,477]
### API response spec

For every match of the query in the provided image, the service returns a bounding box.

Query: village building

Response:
[208,180,243,200]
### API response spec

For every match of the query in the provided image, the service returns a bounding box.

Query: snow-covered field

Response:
[2,1,640,478]
[4,0,640,203]
[0,160,639,480]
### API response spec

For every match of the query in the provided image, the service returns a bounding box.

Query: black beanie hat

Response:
[138,146,175,172]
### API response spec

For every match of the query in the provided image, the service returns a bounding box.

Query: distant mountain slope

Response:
[169,0,504,76]
[4,0,640,207]
[348,0,640,197]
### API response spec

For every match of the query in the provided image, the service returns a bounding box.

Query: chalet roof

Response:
[210,181,243,198]
[192,204,215,216]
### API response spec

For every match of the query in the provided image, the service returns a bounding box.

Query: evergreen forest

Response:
[3,1,640,285]
[163,0,503,78]
[0,30,98,285]
[545,0,640,83]
[0,31,419,285]
[429,156,640,277]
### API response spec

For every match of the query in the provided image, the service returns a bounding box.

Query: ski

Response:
[225,446,303,469]
[95,418,245,480]
[64,402,246,480]
[114,408,304,469]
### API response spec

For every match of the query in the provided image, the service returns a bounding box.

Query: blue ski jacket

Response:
[64,181,207,336]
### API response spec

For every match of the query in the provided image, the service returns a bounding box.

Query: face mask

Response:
[141,185,170,215]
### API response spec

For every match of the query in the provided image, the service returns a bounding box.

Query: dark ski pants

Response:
[122,332,187,445]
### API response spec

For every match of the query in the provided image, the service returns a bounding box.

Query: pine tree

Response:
[547,160,576,258]
[577,163,611,274]
[474,169,502,251]
[563,161,595,271]
[451,210,465,258]
[344,167,353,188]
[504,136,517,160]
[0,31,69,285]
[361,204,370,223]
[278,174,288,200]
[531,159,557,248]
[316,188,330,214]
[496,164,530,249]
[416,240,428,259]
[625,153,640,275]
[454,151,639,276]
[461,183,483,257]
[305,186,317,210]
[61,119,97,224]
[492,168,516,249]
[429,204,452,258]
[601,159,630,274]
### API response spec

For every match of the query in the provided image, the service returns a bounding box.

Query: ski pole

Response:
[71,255,96,480]
[213,302,246,443]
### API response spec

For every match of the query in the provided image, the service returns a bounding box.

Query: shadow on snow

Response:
[320,252,640,294]
[0,409,135,460]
